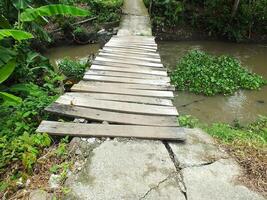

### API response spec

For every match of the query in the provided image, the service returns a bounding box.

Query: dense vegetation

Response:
[144,0,267,41]
[0,0,122,197]
[59,58,88,80]
[170,50,266,95]
[179,114,267,193]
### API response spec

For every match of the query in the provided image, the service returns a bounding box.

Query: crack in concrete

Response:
[139,173,176,200]
[163,142,188,200]
[181,158,229,169]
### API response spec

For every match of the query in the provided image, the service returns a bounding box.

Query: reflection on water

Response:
[158,41,267,124]
[45,44,100,67]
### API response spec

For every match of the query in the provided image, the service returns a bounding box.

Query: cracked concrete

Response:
[168,128,264,200]
[64,139,185,200]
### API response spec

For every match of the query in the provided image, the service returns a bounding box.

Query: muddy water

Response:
[158,41,267,124]
[45,44,100,67]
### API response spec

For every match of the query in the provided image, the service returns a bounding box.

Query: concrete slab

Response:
[64,139,185,200]
[182,158,265,200]
[169,128,228,168]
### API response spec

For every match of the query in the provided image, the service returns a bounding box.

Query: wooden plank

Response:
[63,92,173,106]
[83,75,170,85]
[107,41,157,48]
[108,41,157,47]
[91,65,167,76]
[95,57,163,68]
[71,84,174,98]
[56,95,178,116]
[37,121,186,141]
[45,103,178,126]
[93,61,166,71]
[113,35,155,41]
[109,37,156,43]
[102,47,160,57]
[98,52,161,63]
[77,81,175,91]
[85,70,170,81]
[103,45,157,52]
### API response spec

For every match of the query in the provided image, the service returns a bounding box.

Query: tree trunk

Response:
[231,0,240,18]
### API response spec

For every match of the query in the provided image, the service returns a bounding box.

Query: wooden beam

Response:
[37,121,186,141]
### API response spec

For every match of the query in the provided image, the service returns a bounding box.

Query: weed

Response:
[171,50,266,96]
[58,58,88,80]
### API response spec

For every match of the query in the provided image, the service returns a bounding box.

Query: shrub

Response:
[0,84,58,172]
[170,50,266,96]
[58,58,88,80]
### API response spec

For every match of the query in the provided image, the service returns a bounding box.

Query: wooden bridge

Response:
[37,1,186,141]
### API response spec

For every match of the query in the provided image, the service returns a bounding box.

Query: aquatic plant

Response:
[171,50,266,96]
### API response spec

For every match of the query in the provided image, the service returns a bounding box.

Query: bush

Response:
[58,58,88,80]
[87,0,123,22]
[144,0,267,41]
[0,84,58,172]
[170,50,266,96]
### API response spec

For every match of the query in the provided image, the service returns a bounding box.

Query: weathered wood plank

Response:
[103,45,157,52]
[91,65,167,76]
[108,41,157,47]
[83,75,170,85]
[98,52,161,63]
[45,103,178,126]
[95,57,163,68]
[71,84,174,98]
[63,92,173,106]
[102,47,160,57]
[112,35,155,41]
[85,70,170,81]
[77,81,175,91]
[37,121,186,141]
[56,95,178,116]
[109,37,156,43]
[107,41,157,48]
[92,61,166,71]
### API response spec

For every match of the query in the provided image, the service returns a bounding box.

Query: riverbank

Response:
[144,0,267,43]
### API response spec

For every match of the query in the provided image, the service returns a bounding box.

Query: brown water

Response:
[158,41,267,124]
[45,44,100,67]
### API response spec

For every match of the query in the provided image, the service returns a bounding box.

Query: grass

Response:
[178,115,267,194]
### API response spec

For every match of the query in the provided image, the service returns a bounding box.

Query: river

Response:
[46,41,267,125]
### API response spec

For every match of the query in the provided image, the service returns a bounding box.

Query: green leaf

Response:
[20,4,91,22]
[0,15,11,28]
[12,0,30,10]
[0,92,22,106]
[0,59,16,83]
[0,29,34,41]
[0,47,17,66]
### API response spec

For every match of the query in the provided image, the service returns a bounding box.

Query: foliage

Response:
[58,58,88,80]
[0,84,58,172]
[144,0,267,41]
[178,115,199,128]
[171,50,266,96]
[144,0,184,27]
[0,29,33,41]
[20,4,90,22]
[205,119,266,147]
[87,0,123,23]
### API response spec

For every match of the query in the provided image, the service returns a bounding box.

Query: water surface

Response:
[158,41,267,124]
